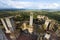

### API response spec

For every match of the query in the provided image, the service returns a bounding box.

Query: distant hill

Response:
[0,8,26,11]
[0,8,60,12]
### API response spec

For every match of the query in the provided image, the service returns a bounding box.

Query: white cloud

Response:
[0,0,32,8]
[0,0,60,9]
[38,3,60,9]
[11,1,33,8]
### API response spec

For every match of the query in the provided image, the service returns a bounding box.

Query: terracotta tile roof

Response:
[17,33,37,40]
[5,33,12,40]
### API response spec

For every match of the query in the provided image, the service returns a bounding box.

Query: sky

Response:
[0,0,60,9]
